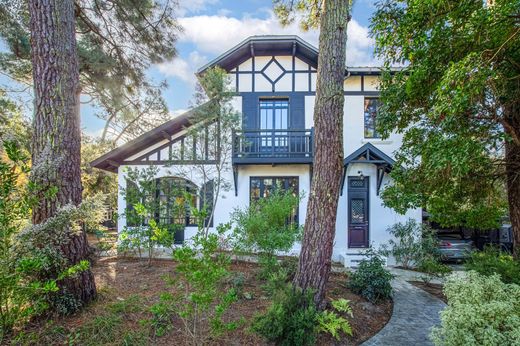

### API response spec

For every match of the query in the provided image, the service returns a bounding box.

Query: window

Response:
[250,176,299,224]
[364,98,380,138]
[259,99,289,147]
[125,177,207,227]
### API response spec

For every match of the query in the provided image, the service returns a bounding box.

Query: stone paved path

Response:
[361,278,446,346]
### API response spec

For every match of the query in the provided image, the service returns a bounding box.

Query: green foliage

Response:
[417,258,452,285]
[431,271,520,346]
[317,299,353,340]
[0,0,181,142]
[381,219,441,269]
[232,189,302,278]
[150,222,239,344]
[251,286,318,346]
[0,142,97,339]
[465,246,520,285]
[348,254,393,303]
[118,166,183,264]
[370,0,518,230]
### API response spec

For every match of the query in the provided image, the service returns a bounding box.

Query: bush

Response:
[382,219,440,269]
[464,246,520,285]
[348,254,393,303]
[232,189,302,278]
[251,286,318,346]
[418,258,452,285]
[431,271,520,346]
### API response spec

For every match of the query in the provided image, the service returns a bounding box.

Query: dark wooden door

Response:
[348,177,369,248]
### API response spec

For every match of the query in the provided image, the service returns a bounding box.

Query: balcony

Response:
[232,128,314,164]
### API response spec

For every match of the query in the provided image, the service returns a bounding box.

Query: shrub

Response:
[151,222,239,343]
[251,286,318,346]
[464,246,520,285]
[381,219,440,269]
[418,258,452,285]
[431,271,520,346]
[232,189,302,278]
[348,254,393,303]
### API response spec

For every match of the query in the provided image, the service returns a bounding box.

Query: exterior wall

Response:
[115,52,421,265]
[117,163,311,256]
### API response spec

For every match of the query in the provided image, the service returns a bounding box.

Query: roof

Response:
[91,107,199,173]
[344,142,395,168]
[198,35,320,74]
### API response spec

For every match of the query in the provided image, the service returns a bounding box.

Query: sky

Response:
[2,0,380,138]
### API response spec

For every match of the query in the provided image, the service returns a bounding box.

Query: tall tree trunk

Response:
[29,0,96,304]
[293,0,350,307]
[504,100,520,259]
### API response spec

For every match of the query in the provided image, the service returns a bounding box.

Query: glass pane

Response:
[250,178,261,201]
[351,199,365,223]
[364,98,380,138]
[350,179,365,188]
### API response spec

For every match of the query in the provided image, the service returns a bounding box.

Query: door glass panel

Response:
[351,198,365,223]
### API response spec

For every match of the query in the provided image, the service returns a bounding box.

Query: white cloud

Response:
[156,51,208,85]
[178,12,377,66]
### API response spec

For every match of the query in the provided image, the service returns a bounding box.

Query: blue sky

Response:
[2,0,379,139]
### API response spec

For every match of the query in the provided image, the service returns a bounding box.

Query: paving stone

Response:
[361,278,446,346]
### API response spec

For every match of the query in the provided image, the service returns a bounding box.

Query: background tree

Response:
[371,0,520,257]
[29,0,95,305]
[274,0,352,307]
[0,0,181,142]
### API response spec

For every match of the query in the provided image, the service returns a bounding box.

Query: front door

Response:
[348,177,369,248]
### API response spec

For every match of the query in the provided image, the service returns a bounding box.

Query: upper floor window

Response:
[259,99,289,130]
[364,98,380,138]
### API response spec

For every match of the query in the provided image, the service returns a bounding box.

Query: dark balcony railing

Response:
[232,128,314,164]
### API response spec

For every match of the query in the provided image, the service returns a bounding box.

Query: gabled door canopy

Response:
[341,143,395,196]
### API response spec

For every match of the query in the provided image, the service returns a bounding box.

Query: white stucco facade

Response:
[99,36,421,267]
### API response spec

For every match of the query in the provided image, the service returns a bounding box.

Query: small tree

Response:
[381,219,440,269]
[119,166,183,265]
[232,189,302,277]
[169,67,240,238]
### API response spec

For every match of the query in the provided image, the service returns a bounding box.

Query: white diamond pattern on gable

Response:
[262,58,285,83]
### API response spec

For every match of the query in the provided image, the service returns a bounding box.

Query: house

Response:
[91,35,421,267]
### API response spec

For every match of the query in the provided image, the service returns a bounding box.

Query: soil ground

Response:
[11,257,392,345]
[408,281,447,304]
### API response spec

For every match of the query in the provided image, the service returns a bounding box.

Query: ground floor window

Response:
[126,177,211,228]
[249,176,299,224]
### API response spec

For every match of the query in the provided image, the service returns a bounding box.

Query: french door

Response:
[259,99,289,149]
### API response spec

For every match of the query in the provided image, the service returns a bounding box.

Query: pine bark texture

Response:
[29,0,96,304]
[504,100,520,259]
[293,0,350,307]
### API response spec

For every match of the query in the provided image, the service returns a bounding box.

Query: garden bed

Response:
[12,257,392,345]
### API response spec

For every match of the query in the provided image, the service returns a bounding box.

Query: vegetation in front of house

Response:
[431,271,520,346]
[0,142,105,341]
[232,188,302,278]
[465,246,520,285]
[381,219,452,283]
[348,253,393,303]
[370,0,519,257]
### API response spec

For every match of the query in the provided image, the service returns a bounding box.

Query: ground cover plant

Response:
[464,245,520,285]
[6,256,393,345]
[431,271,520,346]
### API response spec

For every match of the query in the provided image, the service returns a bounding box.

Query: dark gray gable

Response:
[197,35,320,74]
